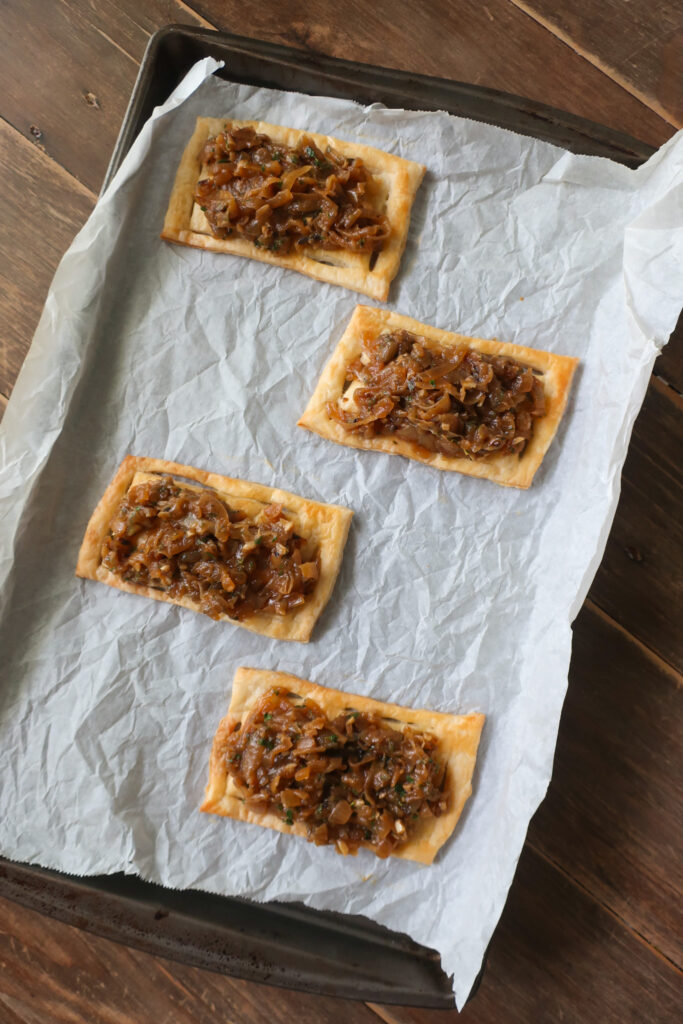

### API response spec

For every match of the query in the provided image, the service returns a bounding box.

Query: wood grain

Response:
[2,838,682,1024]
[191,0,675,146]
[0,0,206,192]
[529,602,683,965]
[589,378,683,672]
[370,846,683,1024]
[372,603,683,1022]
[0,894,380,1024]
[0,120,94,400]
[509,0,683,127]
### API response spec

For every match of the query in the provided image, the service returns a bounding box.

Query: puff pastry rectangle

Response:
[202,667,485,865]
[75,456,353,643]
[298,305,579,488]
[161,117,425,301]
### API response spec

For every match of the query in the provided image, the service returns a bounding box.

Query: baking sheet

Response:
[1,58,682,1008]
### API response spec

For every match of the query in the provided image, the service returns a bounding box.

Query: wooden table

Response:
[1,3,681,1021]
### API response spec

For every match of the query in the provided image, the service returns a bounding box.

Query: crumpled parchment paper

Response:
[1,59,682,1007]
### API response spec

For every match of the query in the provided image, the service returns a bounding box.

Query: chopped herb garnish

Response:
[220,679,446,856]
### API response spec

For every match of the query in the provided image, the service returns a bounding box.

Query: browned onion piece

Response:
[221,688,447,857]
[99,477,319,622]
[195,126,389,255]
[328,799,353,825]
[327,329,546,460]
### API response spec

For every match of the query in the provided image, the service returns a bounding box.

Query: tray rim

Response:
[0,859,459,1008]
[104,23,654,195]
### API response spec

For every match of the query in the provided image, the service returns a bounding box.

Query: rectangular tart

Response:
[298,305,579,488]
[161,117,425,301]
[75,456,353,643]
[202,667,485,865]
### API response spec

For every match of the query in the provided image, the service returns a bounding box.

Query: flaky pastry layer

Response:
[161,117,425,301]
[202,667,485,865]
[75,456,352,642]
[298,305,579,488]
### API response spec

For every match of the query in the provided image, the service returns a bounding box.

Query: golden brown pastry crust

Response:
[161,117,425,301]
[75,456,353,643]
[298,305,579,488]
[202,667,485,865]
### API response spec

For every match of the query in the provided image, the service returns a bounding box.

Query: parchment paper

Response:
[1,59,682,1007]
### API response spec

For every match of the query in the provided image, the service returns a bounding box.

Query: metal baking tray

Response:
[0,25,654,1010]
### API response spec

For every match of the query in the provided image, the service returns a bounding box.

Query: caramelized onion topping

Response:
[100,476,319,621]
[327,329,547,459]
[194,125,390,255]
[222,688,447,857]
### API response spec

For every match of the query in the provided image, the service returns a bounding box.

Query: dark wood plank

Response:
[368,846,683,1023]
[529,602,683,965]
[1,0,674,182]
[0,0,207,192]
[509,0,683,127]
[191,0,674,146]
[0,121,94,399]
[0,894,380,1024]
[1,0,678,402]
[589,377,683,671]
